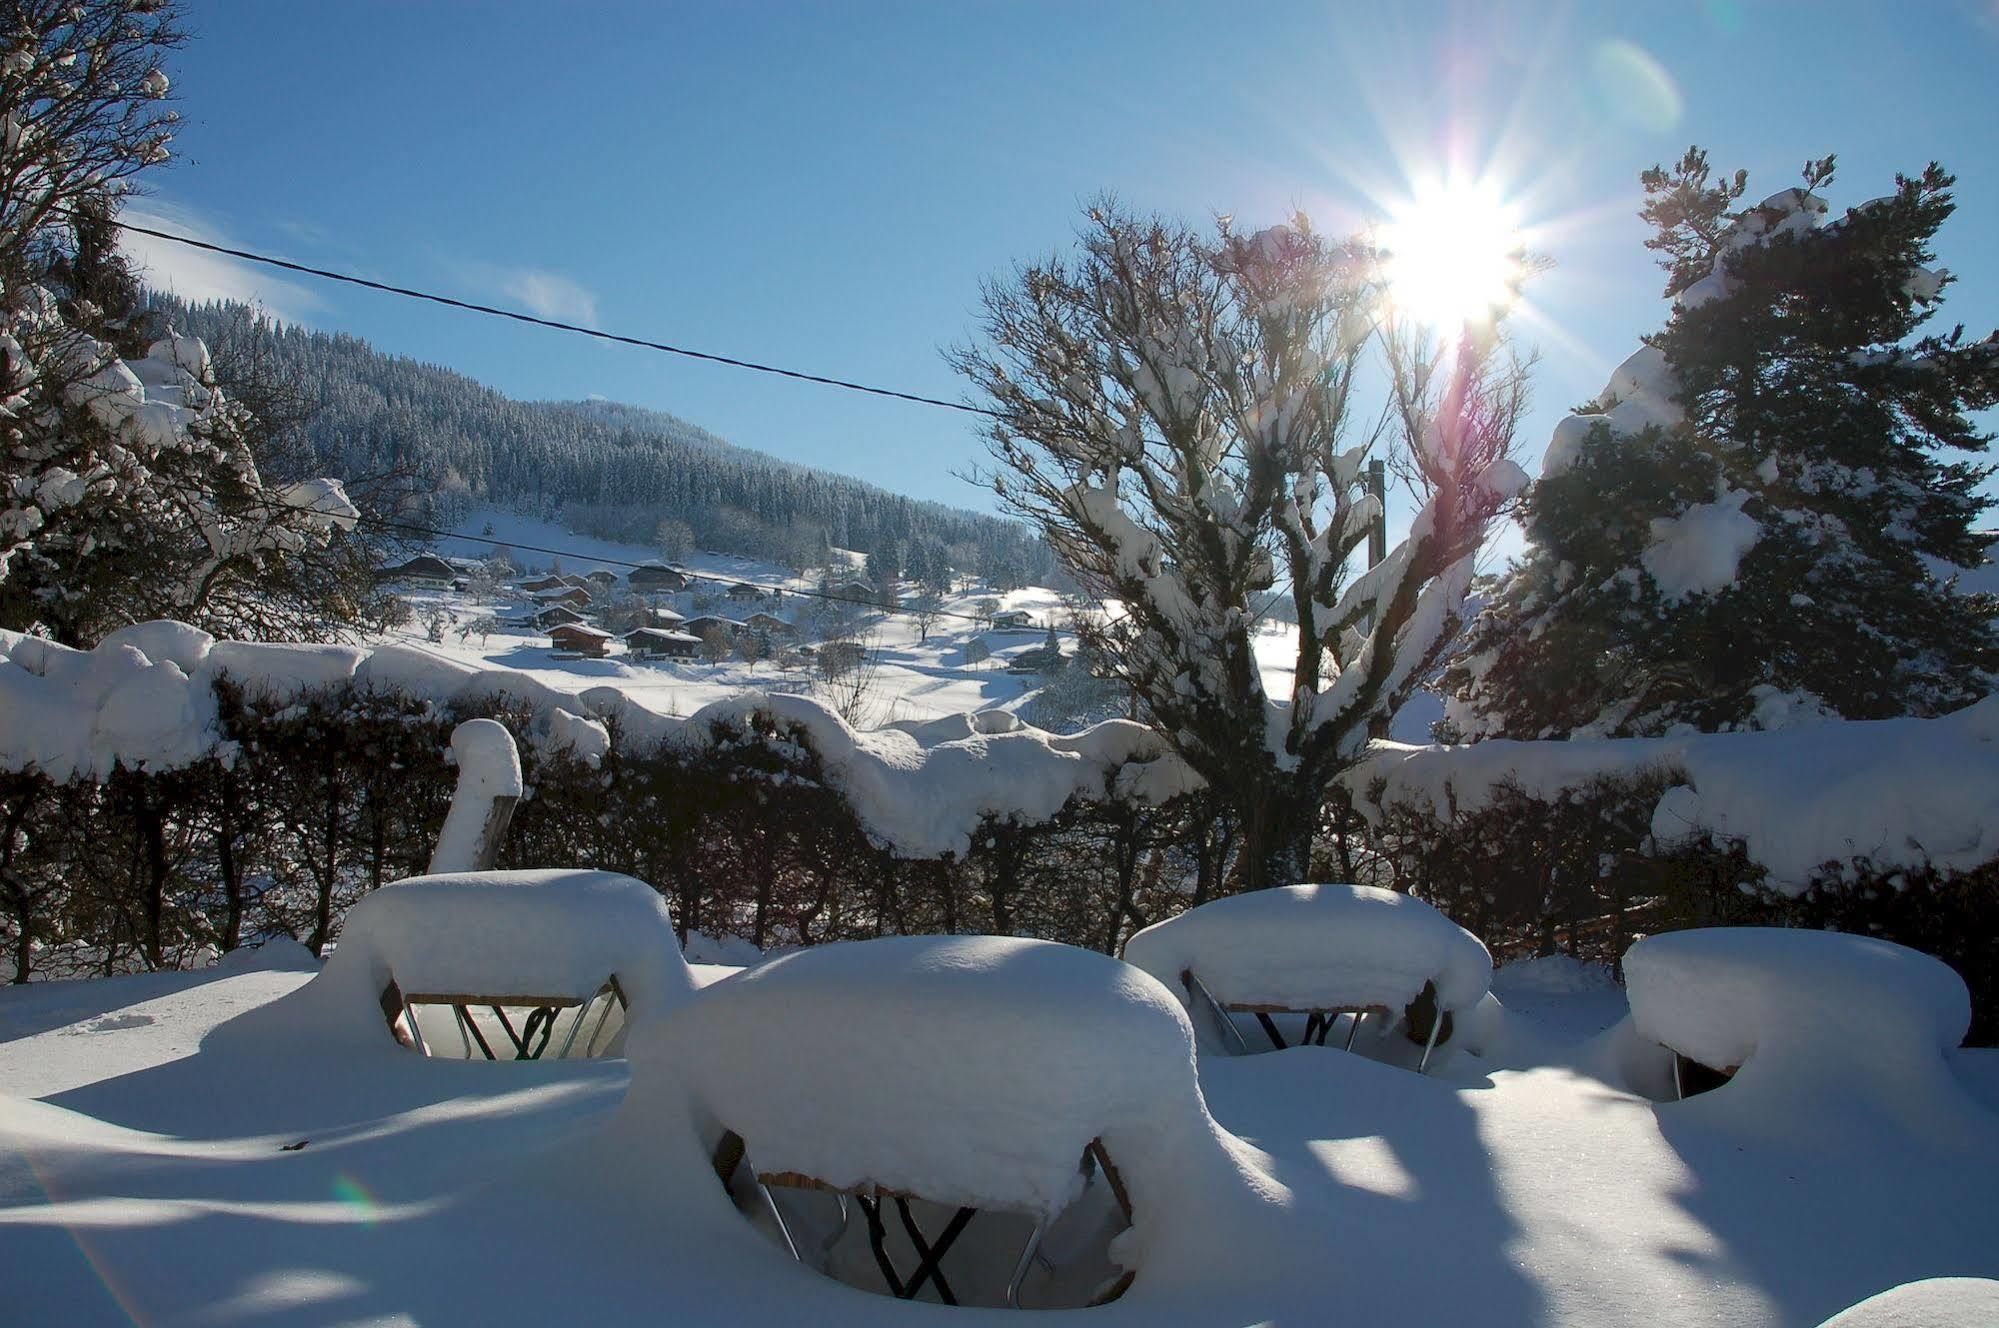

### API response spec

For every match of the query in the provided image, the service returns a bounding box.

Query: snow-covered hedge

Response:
[0,621,1211,986]
[1344,697,1999,895]
[0,622,1197,857]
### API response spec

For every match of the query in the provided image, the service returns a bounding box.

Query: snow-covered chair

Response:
[1123,884,1492,1072]
[1623,928,1973,1113]
[646,935,1214,1308]
[265,869,695,1058]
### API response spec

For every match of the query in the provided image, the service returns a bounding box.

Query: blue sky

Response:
[132,0,1999,527]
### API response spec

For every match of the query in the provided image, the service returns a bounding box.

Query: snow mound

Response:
[1816,1278,1999,1328]
[1122,884,1493,1018]
[429,719,525,874]
[224,870,693,1051]
[1624,928,1983,1139]
[637,935,1215,1223]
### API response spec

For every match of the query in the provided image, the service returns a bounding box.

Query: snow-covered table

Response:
[242,868,696,1058]
[646,935,1212,1308]
[1123,884,1493,1071]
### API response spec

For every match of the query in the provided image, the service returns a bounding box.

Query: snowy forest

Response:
[156,295,1062,589]
[5,3,1999,1326]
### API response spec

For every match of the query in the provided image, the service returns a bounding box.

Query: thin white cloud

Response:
[116,200,325,324]
[494,267,599,327]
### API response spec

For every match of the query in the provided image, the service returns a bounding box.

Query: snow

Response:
[6,928,1994,1326]
[1623,928,1983,1144]
[223,869,695,1053]
[1123,884,1493,1019]
[429,718,524,874]
[1641,484,1761,601]
[1351,694,1999,892]
[1816,1279,1999,1327]
[638,935,1221,1223]
[0,621,1195,860]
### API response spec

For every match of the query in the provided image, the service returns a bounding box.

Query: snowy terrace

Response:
[2,911,1996,1325]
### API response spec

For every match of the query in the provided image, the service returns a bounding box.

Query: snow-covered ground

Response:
[387,508,1075,726]
[4,943,1995,1326]
[395,507,1445,738]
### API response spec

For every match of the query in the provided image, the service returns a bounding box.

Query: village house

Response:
[744,612,795,639]
[373,553,456,589]
[646,606,687,628]
[533,586,594,609]
[622,627,703,661]
[530,604,587,630]
[990,609,1036,630]
[725,581,766,603]
[584,569,618,589]
[628,562,688,593]
[547,623,613,658]
[682,614,742,641]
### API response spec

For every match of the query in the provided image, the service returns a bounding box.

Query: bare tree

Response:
[954,203,1530,888]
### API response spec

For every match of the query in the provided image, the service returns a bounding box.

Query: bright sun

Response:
[1378,178,1526,330]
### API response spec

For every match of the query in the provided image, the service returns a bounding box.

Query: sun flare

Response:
[1378,178,1526,330]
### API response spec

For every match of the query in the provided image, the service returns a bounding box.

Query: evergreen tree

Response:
[1444,151,1999,739]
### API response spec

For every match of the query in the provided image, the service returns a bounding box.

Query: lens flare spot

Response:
[331,1176,379,1227]
[1590,40,1683,134]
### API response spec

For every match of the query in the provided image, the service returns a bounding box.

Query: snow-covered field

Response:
[393,507,1442,739]
[393,508,1076,726]
[4,936,1995,1326]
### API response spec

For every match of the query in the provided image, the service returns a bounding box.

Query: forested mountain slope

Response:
[156,296,1056,585]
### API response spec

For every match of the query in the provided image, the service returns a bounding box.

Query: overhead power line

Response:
[94,211,999,418]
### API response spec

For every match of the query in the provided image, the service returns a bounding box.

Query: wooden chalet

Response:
[548,623,613,658]
[623,628,703,661]
[375,554,457,588]
[628,562,689,593]
[683,614,742,637]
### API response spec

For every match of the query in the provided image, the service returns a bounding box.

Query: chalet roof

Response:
[381,554,456,579]
[549,623,612,640]
[623,628,702,647]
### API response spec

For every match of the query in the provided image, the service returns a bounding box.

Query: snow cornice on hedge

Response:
[1343,696,1999,894]
[0,621,1202,859]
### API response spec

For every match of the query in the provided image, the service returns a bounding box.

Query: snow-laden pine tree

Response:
[0,0,366,645]
[1443,151,1999,739]
[956,206,1529,888]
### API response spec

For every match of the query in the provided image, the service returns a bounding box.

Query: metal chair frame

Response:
[730,1135,1131,1310]
[379,976,628,1060]
[1181,969,1448,1072]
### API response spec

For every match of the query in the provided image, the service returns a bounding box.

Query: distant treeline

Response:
[152,295,1061,588]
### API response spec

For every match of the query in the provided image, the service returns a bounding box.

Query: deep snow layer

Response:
[0,622,1196,859]
[1346,695,1999,892]
[1123,883,1493,1015]
[3,948,1995,1327]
